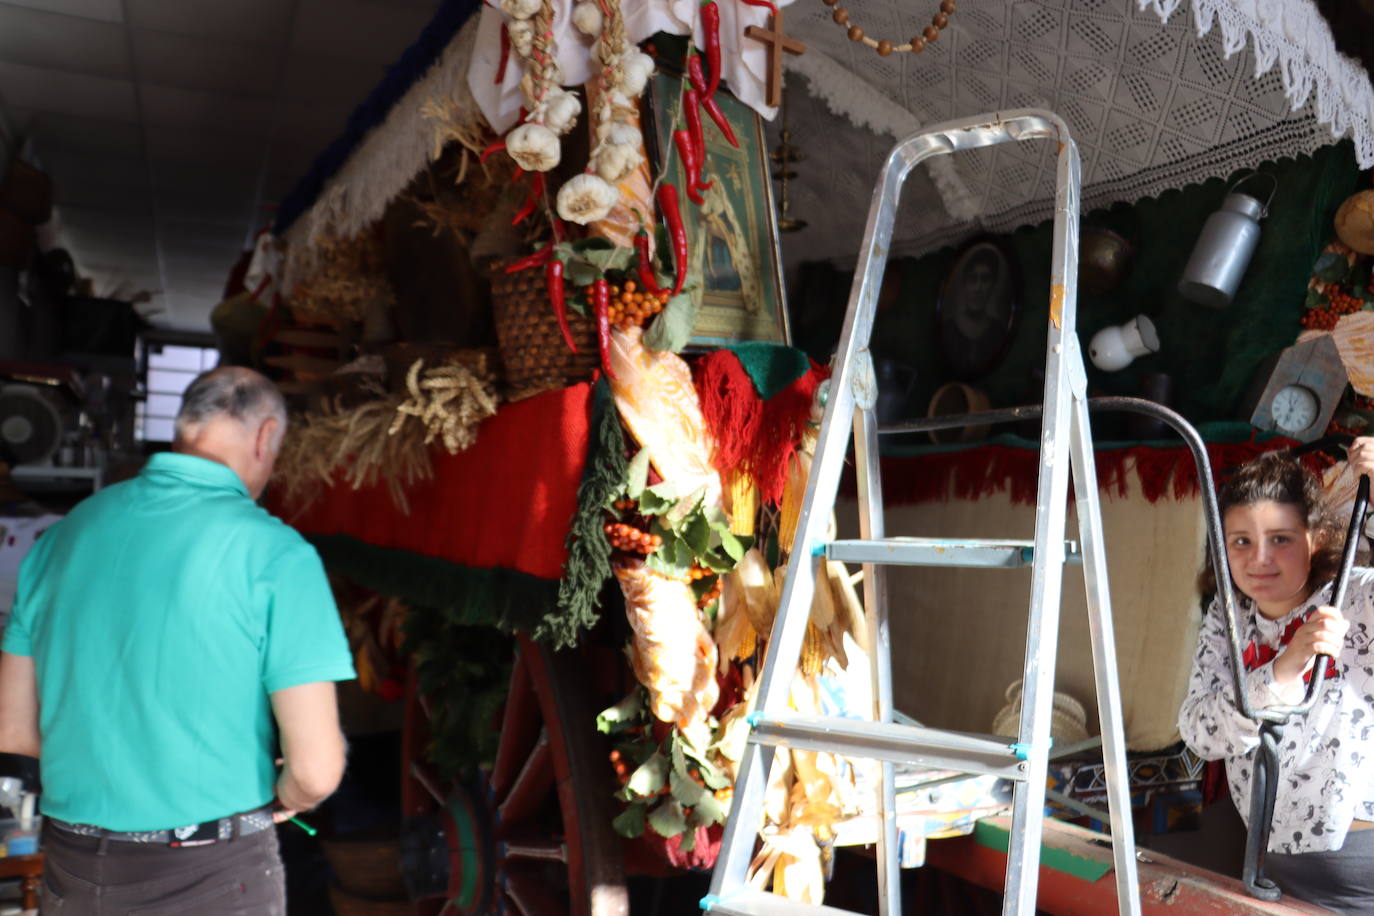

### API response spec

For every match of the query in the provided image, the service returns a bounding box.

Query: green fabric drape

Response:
[795,142,1363,436]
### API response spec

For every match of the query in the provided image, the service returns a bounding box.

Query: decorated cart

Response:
[239,0,1374,912]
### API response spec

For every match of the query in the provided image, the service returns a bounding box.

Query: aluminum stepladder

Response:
[701,110,1142,916]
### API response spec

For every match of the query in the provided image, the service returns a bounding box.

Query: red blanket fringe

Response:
[694,351,826,506]
[850,437,1301,506]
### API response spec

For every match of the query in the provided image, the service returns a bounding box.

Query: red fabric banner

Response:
[269,382,593,581]
[854,436,1305,506]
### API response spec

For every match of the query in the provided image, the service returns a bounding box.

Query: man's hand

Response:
[1273,605,1347,688]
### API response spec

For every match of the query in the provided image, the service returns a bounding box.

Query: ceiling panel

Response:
[290,0,437,64]
[0,59,136,121]
[0,4,128,79]
[14,108,142,158]
[279,53,386,106]
[0,0,123,23]
[139,83,276,132]
[130,28,277,97]
[143,123,268,170]
[124,0,292,46]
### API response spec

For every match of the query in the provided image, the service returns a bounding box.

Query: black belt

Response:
[50,806,275,847]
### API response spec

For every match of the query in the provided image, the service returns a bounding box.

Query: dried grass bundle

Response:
[290,227,396,326]
[389,352,500,454]
[274,394,432,515]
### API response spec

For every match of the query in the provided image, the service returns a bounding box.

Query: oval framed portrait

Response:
[936,238,1020,380]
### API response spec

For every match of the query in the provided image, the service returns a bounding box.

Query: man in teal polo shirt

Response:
[0,366,355,914]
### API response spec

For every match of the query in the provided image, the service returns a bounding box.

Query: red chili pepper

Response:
[593,277,616,381]
[480,140,507,163]
[547,259,577,353]
[511,173,545,226]
[739,0,777,12]
[496,21,511,84]
[634,232,661,296]
[683,89,713,192]
[504,242,553,274]
[700,1,722,99]
[656,183,688,296]
[674,130,704,205]
[687,55,739,148]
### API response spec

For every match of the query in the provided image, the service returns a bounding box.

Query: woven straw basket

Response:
[991,679,1090,745]
[490,259,599,397]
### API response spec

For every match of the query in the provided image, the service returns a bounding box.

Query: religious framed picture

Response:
[936,237,1020,379]
[643,66,790,348]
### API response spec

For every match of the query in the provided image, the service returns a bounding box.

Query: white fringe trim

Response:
[1140,0,1374,168]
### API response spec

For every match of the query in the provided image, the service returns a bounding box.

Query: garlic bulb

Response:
[500,0,542,20]
[557,174,619,225]
[593,144,642,183]
[572,1,603,37]
[507,123,561,172]
[618,49,656,98]
[507,19,534,56]
[541,90,582,136]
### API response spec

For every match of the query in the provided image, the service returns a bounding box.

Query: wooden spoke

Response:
[504,864,568,916]
[490,649,538,803]
[502,838,568,863]
[497,730,554,833]
[408,761,448,807]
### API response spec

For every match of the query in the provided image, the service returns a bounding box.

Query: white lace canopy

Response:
[772,0,1374,264]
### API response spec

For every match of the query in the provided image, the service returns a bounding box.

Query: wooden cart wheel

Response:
[399,633,629,916]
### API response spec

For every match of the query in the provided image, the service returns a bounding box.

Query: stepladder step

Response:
[823,537,1082,568]
[702,889,864,915]
[747,712,1033,781]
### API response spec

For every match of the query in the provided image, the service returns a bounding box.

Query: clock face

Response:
[1270,384,1320,434]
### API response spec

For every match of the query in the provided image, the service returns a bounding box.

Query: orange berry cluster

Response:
[688,566,723,609]
[587,281,669,331]
[604,522,662,554]
[1301,286,1366,331]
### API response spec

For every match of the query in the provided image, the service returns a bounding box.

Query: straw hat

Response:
[1334,189,1374,256]
[991,679,1091,745]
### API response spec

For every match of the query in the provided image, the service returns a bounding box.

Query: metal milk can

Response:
[1177,173,1277,309]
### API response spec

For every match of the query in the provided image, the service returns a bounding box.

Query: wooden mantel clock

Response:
[1246,335,1348,442]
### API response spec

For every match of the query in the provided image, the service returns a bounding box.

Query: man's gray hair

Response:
[174,367,288,447]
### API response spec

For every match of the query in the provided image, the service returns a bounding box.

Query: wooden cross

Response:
[745,7,806,108]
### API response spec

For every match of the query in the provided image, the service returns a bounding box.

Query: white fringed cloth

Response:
[775,0,1374,263]
[279,0,1373,270]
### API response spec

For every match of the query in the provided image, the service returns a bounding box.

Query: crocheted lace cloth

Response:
[772,0,1374,263]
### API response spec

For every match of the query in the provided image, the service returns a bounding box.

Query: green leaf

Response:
[596,690,644,734]
[670,764,706,806]
[582,244,634,274]
[647,798,687,837]
[638,487,674,517]
[1315,251,1348,283]
[642,289,702,353]
[1306,287,1330,309]
[646,536,693,579]
[682,512,712,557]
[690,787,728,825]
[625,449,651,500]
[565,259,600,288]
[698,547,737,574]
[665,487,707,532]
[611,803,647,838]
[623,751,669,801]
[677,826,697,851]
[717,530,750,564]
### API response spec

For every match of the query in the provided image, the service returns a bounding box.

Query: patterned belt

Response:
[50,806,276,846]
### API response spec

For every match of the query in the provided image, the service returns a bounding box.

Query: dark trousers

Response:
[40,820,285,915]
[1266,827,1374,916]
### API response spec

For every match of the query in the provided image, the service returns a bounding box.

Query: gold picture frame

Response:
[644,68,790,347]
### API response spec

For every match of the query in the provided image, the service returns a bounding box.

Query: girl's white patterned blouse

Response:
[1178,569,1374,854]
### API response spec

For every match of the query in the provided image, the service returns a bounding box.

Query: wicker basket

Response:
[490,258,599,397]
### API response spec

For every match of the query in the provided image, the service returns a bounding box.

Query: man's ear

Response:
[255,417,280,459]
